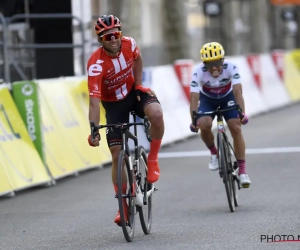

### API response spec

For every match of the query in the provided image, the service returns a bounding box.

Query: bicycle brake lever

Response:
[90,121,100,142]
[143,117,152,142]
[192,111,197,127]
[90,121,96,141]
[235,104,244,120]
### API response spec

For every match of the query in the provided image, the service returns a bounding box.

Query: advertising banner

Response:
[0,86,51,190]
[12,81,44,162]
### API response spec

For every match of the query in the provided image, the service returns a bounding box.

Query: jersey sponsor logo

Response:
[93,84,98,91]
[88,60,104,76]
[193,72,197,77]
[105,68,132,85]
[223,63,228,69]
[233,73,240,79]
[227,100,235,106]
[191,81,198,87]
[220,78,230,85]
[202,67,207,72]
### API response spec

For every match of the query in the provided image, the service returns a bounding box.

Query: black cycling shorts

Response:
[101,88,160,147]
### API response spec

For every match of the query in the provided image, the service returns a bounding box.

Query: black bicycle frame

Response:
[90,111,152,160]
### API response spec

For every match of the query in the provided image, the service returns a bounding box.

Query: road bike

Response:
[193,104,244,212]
[90,111,156,242]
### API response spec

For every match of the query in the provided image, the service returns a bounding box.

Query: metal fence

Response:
[0,13,86,83]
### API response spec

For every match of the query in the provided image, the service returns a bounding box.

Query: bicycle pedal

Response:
[154,187,158,192]
[114,194,118,199]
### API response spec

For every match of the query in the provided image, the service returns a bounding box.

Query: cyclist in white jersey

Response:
[189,42,251,188]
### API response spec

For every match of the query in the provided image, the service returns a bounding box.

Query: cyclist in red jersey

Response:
[87,15,164,226]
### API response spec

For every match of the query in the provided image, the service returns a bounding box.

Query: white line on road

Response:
[158,147,300,159]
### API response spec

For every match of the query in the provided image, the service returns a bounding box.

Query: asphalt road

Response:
[1,103,300,250]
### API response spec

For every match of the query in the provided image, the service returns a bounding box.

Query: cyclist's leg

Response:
[221,92,251,187]
[102,92,133,223]
[134,92,164,184]
[197,93,218,170]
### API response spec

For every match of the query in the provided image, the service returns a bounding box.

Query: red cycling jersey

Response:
[87,36,140,102]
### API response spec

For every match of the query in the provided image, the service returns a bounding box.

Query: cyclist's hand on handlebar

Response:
[87,134,100,147]
[190,123,199,133]
[238,113,248,125]
[135,85,156,101]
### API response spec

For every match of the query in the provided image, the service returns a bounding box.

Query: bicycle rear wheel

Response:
[217,133,235,212]
[137,146,152,235]
[117,150,136,242]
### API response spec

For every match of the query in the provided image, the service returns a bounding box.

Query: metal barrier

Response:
[0,12,10,83]
[1,13,86,83]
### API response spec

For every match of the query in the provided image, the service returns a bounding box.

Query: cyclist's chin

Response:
[108,45,120,53]
[211,71,221,78]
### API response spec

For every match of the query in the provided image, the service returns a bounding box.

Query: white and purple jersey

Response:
[190,60,241,99]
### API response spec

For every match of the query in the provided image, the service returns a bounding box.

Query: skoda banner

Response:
[12,81,44,162]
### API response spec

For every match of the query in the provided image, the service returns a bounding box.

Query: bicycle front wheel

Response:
[117,150,136,242]
[217,133,235,212]
[137,146,152,235]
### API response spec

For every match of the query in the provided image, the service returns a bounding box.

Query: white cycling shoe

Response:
[208,155,219,171]
[238,174,251,188]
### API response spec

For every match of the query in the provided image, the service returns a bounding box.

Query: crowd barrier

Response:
[0,50,299,197]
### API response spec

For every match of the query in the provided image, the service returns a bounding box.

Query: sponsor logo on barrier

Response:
[12,81,44,162]
[174,60,194,101]
[21,83,34,96]
[271,51,284,81]
[25,99,36,141]
[247,54,262,90]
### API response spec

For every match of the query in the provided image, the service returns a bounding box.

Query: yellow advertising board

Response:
[37,78,111,178]
[37,80,82,178]
[0,157,14,197]
[284,50,300,101]
[67,78,111,164]
[0,87,51,191]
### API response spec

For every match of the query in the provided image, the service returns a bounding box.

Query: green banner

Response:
[12,81,44,162]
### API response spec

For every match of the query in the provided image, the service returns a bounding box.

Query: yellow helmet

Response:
[200,42,225,62]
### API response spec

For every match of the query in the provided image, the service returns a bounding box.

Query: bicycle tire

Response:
[227,141,238,207]
[232,161,238,207]
[217,133,235,212]
[137,146,152,235]
[117,150,136,242]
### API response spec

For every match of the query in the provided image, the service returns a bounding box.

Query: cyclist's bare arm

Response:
[232,84,245,113]
[190,92,200,122]
[89,97,100,125]
[133,54,143,85]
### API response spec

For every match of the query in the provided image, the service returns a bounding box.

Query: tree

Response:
[161,0,190,63]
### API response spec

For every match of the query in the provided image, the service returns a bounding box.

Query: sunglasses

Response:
[100,31,122,41]
[204,60,223,68]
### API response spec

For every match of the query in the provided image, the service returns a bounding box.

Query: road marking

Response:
[158,147,300,158]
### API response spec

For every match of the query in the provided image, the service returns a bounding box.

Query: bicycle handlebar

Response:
[192,104,244,127]
[90,116,152,143]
